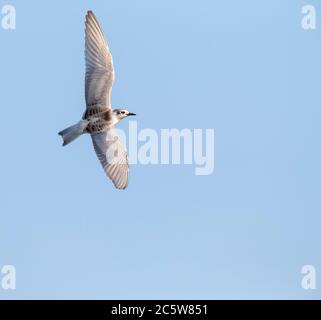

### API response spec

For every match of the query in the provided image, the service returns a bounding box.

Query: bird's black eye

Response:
[121,111,125,114]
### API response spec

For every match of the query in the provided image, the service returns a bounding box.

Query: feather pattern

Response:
[85,11,114,110]
[91,129,129,189]
[59,11,132,189]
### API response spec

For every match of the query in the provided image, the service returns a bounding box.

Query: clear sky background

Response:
[0,0,320,299]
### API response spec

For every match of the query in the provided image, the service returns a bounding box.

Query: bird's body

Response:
[58,11,136,189]
[83,108,112,134]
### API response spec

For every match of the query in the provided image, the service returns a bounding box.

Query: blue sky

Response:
[0,0,320,299]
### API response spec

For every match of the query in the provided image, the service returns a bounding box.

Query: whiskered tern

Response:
[58,11,136,189]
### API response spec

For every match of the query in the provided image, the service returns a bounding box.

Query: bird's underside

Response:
[59,11,130,189]
[83,106,112,134]
[84,11,129,189]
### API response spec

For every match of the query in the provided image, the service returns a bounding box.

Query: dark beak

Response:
[127,112,136,116]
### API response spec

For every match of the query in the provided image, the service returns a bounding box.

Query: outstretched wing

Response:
[91,129,129,189]
[85,11,114,110]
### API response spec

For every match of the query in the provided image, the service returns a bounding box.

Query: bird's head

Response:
[112,108,136,123]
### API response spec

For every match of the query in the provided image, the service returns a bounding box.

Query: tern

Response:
[58,11,136,189]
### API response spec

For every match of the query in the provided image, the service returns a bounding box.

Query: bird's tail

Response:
[58,120,88,146]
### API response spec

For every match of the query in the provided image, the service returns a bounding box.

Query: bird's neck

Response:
[111,113,121,126]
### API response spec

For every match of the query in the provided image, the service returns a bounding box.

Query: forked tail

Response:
[58,120,88,146]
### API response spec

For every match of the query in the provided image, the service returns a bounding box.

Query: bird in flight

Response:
[59,11,136,189]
